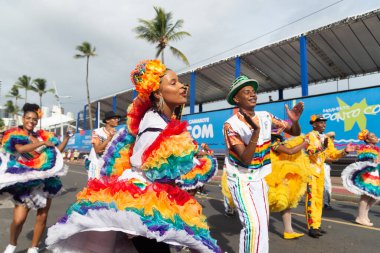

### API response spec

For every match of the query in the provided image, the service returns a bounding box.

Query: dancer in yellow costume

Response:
[266,135,310,239]
[305,114,355,238]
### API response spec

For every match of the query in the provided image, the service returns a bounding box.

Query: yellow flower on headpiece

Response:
[130,60,166,98]
[358,129,369,141]
[36,108,43,119]
[310,115,317,122]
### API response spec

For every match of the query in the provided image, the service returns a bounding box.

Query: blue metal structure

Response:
[95,102,99,128]
[113,96,117,112]
[235,57,241,78]
[299,35,309,97]
[132,89,137,99]
[190,72,196,114]
[83,104,87,130]
[76,112,80,133]
[279,89,284,100]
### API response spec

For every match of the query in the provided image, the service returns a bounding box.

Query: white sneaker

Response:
[3,245,16,253]
[27,247,39,253]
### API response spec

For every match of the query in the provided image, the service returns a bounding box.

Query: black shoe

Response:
[324,205,333,210]
[317,228,327,234]
[308,228,320,238]
[224,210,235,217]
[314,229,324,236]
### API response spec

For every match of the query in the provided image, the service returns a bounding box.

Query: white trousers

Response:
[227,175,269,253]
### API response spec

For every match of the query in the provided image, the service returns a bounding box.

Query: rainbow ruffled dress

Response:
[46,101,221,253]
[0,127,66,209]
[265,136,310,212]
[341,145,380,200]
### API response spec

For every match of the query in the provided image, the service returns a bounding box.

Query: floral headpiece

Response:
[358,129,369,141]
[130,59,166,98]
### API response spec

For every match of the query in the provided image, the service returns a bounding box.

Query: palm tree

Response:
[0,117,4,129]
[4,100,18,119]
[134,6,191,65]
[31,78,55,128]
[74,41,97,130]
[6,85,23,110]
[15,75,32,103]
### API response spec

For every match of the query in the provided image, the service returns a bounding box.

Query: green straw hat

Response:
[226,75,259,105]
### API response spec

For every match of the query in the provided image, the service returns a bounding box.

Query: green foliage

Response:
[134,6,191,65]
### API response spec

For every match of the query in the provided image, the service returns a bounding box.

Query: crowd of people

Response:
[0,59,379,253]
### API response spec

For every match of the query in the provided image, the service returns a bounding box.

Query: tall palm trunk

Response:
[161,49,165,63]
[86,56,93,130]
[25,90,27,103]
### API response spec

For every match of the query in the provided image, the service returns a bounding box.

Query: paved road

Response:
[1,164,379,252]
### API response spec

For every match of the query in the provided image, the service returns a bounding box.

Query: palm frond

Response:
[168,31,191,42]
[75,41,96,58]
[155,46,165,58]
[169,46,190,66]
[166,19,185,36]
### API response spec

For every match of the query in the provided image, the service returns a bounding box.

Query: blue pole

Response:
[76,112,80,133]
[132,89,137,99]
[190,72,196,114]
[299,35,309,96]
[235,57,241,78]
[113,96,117,112]
[83,105,87,130]
[278,89,284,100]
[95,102,99,128]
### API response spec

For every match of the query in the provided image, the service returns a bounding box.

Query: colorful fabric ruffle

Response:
[0,128,67,190]
[221,168,235,209]
[177,155,218,190]
[341,161,380,200]
[141,120,197,182]
[46,176,221,253]
[1,177,62,209]
[0,128,66,209]
[357,145,379,162]
[99,128,135,177]
[126,96,152,136]
[266,136,310,212]
[0,152,7,173]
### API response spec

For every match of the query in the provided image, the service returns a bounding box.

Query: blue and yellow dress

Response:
[341,145,380,200]
[46,98,221,253]
[0,128,66,209]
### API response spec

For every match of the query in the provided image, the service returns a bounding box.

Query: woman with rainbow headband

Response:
[341,129,380,227]
[45,60,221,253]
[0,103,71,253]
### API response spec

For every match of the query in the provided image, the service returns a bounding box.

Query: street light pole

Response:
[54,83,72,140]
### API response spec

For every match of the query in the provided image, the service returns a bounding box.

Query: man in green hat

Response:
[223,75,304,253]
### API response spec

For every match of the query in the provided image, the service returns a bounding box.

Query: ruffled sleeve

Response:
[177,154,218,190]
[2,128,30,154]
[37,130,61,146]
[140,120,197,182]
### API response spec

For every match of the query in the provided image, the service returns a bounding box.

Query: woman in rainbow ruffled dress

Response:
[341,129,380,227]
[45,60,221,253]
[0,103,71,253]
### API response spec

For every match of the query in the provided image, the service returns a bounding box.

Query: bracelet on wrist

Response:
[249,139,258,144]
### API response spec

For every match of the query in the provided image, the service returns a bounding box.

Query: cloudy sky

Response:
[1,0,379,114]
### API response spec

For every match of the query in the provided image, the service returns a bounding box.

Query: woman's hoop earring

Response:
[158,97,164,112]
